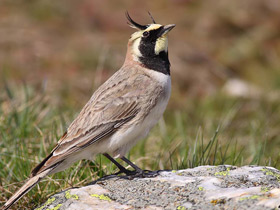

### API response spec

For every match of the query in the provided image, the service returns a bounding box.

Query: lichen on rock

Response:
[35,165,280,210]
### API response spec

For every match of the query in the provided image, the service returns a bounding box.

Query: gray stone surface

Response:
[35,165,280,210]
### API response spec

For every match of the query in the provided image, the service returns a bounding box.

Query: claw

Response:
[123,169,159,179]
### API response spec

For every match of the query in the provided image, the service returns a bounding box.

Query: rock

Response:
[35,165,280,210]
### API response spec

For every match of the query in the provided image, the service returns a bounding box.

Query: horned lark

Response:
[3,12,175,210]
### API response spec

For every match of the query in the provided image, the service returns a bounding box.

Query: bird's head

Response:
[125,12,175,74]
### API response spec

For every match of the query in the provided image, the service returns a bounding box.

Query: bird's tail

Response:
[2,169,50,210]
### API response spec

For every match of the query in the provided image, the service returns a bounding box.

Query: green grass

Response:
[0,84,280,209]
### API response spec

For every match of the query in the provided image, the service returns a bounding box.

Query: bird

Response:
[2,12,175,210]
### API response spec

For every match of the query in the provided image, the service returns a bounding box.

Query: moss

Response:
[65,190,79,200]
[171,170,183,176]
[177,206,187,210]
[239,195,260,201]
[261,186,270,192]
[35,197,56,210]
[210,198,226,205]
[198,186,204,191]
[46,204,62,210]
[261,168,280,182]
[91,194,111,201]
[215,167,230,176]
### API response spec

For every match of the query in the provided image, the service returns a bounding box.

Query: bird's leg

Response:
[103,153,134,175]
[120,156,143,172]
[120,156,159,178]
[103,154,158,178]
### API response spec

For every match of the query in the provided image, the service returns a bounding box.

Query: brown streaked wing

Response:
[32,67,158,175]
[54,98,140,155]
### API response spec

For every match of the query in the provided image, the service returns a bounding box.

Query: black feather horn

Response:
[147,11,156,24]
[125,11,147,30]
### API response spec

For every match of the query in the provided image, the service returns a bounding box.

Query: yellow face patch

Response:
[155,36,168,55]
[130,23,168,59]
[149,24,169,55]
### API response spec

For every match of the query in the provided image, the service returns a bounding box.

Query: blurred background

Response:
[1,0,280,209]
[1,0,280,98]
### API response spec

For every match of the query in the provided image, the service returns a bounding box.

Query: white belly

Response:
[108,72,171,158]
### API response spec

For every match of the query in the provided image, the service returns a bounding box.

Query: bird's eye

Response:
[143,31,149,37]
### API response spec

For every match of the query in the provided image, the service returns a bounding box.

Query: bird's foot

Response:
[121,169,159,179]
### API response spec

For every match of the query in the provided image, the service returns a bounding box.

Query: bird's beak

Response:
[159,24,176,37]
